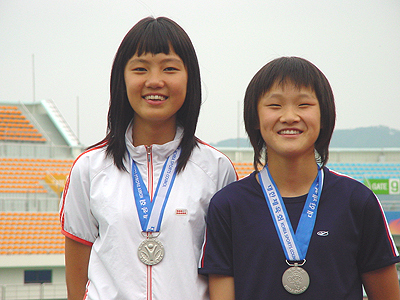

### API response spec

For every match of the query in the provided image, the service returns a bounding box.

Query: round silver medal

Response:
[138,238,164,265]
[282,265,310,294]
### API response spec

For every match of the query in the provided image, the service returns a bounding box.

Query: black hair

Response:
[91,16,201,173]
[244,57,336,170]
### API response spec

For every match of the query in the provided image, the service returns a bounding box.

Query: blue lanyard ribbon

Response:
[258,166,324,261]
[131,147,181,232]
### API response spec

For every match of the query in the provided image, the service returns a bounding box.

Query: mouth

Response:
[278,129,302,135]
[143,95,168,101]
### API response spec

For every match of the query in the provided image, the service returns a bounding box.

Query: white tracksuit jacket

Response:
[60,126,237,300]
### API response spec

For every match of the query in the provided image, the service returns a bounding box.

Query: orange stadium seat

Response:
[0,212,65,255]
[0,114,24,120]
[0,107,47,142]
[0,117,30,123]
[0,158,72,194]
[0,122,34,128]
[233,162,255,178]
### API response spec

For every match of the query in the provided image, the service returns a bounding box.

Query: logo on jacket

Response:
[175,209,188,216]
[316,231,329,236]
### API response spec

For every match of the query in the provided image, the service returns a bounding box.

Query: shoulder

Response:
[205,172,263,230]
[192,140,234,163]
[69,142,115,180]
[322,167,378,210]
[323,167,372,196]
[210,172,259,207]
[188,140,237,181]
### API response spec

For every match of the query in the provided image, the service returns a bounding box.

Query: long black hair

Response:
[91,17,201,173]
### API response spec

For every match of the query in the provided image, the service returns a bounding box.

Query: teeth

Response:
[144,95,166,101]
[279,130,301,135]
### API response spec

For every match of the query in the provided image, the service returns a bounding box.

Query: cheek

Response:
[125,82,142,102]
[175,73,188,95]
[258,113,275,131]
[177,85,187,97]
[174,79,188,97]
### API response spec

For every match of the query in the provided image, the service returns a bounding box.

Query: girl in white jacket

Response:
[60,16,237,300]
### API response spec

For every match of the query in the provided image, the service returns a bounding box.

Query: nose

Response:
[280,106,300,124]
[145,71,165,89]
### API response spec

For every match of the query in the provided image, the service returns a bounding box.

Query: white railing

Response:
[381,200,400,211]
[18,102,52,145]
[0,142,77,159]
[0,197,60,212]
[40,99,80,148]
[0,283,66,300]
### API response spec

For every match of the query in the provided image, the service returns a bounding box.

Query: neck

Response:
[132,118,177,147]
[267,153,318,197]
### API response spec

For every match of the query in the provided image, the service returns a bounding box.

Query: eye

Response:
[267,104,281,108]
[299,103,312,107]
[164,67,179,72]
[133,67,147,72]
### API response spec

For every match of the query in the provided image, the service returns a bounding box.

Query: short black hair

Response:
[244,57,336,170]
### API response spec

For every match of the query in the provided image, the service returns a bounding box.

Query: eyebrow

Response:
[266,92,316,99]
[126,57,184,66]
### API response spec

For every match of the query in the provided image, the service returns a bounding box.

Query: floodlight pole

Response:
[77,96,80,141]
[32,54,36,103]
[237,100,240,148]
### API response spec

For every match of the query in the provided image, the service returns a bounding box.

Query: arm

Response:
[65,237,92,300]
[209,274,235,300]
[362,264,400,300]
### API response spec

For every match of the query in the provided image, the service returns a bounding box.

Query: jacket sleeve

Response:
[60,152,99,246]
[199,190,234,276]
[217,155,238,190]
[357,192,400,273]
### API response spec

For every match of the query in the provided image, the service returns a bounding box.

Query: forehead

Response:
[126,50,184,65]
[263,80,316,97]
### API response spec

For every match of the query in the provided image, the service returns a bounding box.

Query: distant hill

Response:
[211,138,251,148]
[330,126,400,148]
[211,126,400,148]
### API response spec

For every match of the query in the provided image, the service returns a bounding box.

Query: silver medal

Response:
[138,238,164,265]
[282,262,309,294]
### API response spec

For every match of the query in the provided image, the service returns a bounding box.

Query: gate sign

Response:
[364,178,400,195]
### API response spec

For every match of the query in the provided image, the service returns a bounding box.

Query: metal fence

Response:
[0,140,85,160]
[0,283,66,300]
[0,197,60,212]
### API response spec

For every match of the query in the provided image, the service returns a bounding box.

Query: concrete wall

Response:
[0,267,65,285]
[0,254,65,284]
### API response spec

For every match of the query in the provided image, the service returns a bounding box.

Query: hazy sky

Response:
[1,0,399,147]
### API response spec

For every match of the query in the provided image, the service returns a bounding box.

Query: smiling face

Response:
[124,49,188,129]
[257,80,321,162]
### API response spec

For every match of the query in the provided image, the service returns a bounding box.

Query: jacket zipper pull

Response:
[146,145,152,163]
[145,145,153,201]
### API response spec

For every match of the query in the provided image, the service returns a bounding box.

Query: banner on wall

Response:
[364,178,400,195]
[385,211,400,235]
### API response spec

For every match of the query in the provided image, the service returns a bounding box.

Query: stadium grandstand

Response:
[1,100,400,299]
[0,100,83,299]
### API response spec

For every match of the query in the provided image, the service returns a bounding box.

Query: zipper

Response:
[145,145,153,300]
[146,145,154,201]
